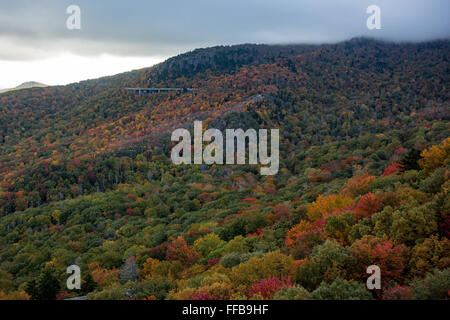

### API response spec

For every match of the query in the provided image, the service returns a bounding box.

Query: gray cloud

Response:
[0,0,449,60]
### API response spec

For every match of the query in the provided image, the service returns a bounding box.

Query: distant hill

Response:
[0,81,47,94]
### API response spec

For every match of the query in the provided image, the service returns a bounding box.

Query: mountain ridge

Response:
[0,81,47,94]
[4,37,449,93]
[0,38,448,300]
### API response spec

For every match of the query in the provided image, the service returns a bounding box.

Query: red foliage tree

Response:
[382,162,403,176]
[166,236,199,266]
[439,217,450,239]
[354,192,381,220]
[190,291,218,300]
[382,285,413,300]
[349,236,409,286]
[248,276,294,299]
[206,258,220,269]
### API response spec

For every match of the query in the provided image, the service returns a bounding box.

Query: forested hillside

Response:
[0,38,449,300]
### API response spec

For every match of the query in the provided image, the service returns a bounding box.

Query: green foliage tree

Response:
[273,286,309,300]
[412,268,450,300]
[309,277,372,300]
[296,240,351,291]
[26,268,60,300]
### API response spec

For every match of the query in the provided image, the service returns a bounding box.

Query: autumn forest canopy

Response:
[0,38,449,300]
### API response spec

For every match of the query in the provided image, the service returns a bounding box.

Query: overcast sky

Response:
[0,0,449,88]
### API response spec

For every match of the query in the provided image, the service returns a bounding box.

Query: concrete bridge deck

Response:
[125,87,197,95]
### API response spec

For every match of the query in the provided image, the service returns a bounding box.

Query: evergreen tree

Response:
[36,268,60,300]
[401,149,422,171]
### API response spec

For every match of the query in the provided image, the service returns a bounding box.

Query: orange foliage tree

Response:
[166,236,199,267]
[307,194,355,221]
[419,137,450,174]
[342,173,376,197]
[354,192,381,220]
[286,220,326,258]
[348,236,409,287]
[382,162,403,176]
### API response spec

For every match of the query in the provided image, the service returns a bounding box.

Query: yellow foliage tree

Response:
[342,173,376,197]
[229,251,296,289]
[419,138,450,174]
[307,194,355,221]
[140,258,160,280]
[0,290,30,300]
